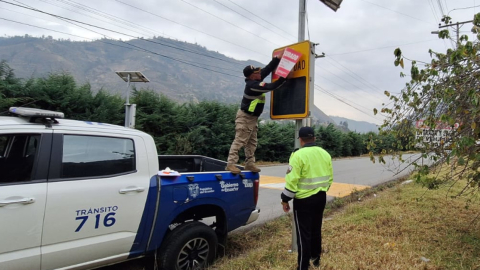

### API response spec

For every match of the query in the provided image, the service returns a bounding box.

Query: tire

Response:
[158,221,218,270]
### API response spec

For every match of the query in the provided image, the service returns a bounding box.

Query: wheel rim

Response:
[177,237,210,270]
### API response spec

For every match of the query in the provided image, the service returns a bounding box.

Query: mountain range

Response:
[0,35,376,132]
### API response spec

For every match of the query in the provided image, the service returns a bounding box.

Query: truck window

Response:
[61,135,135,178]
[0,134,40,184]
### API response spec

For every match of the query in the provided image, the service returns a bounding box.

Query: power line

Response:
[428,0,439,22]
[359,0,434,24]
[113,0,266,57]
[324,57,384,94]
[314,85,382,122]
[328,39,438,56]
[46,0,158,37]
[211,0,292,43]
[447,4,480,15]
[0,6,242,77]
[315,75,381,112]
[3,0,246,67]
[436,0,445,15]
[224,0,297,40]
[41,0,248,70]
[320,57,385,98]
[178,0,281,47]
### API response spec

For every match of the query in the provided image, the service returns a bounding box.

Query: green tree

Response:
[132,89,179,154]
[373,13,480,191]
[0,60,28,111]
[317,124,343,157]
[256,121,295,162]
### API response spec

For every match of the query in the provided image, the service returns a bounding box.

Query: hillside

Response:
[329,115,379,133]
[1,35,341,125]
[0,35,258,104]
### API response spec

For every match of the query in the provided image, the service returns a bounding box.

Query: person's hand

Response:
[286,72,294,79]
[282,202,290,213]
[276,49,284,59]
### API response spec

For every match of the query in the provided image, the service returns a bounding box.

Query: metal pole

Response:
[290,0,307,254]
[295,0,306,149]
[456,22,460,48]
[124,74,131,128]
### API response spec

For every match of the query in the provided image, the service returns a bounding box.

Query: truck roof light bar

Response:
[9,107,65,119]
[9,107,64,127]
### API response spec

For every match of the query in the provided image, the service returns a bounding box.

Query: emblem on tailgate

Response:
[242,179,253,188]
[188,184,200,198]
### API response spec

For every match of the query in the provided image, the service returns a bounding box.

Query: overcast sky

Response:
[1,0,479,124]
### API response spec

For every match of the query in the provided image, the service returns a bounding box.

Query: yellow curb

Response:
[260,175,370,198]
[260,175,285,184]
[327,182,370,197]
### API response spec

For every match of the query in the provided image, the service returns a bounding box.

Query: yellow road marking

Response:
[260,175,285,184]
[260,175,370,198]
[327,182,370,197]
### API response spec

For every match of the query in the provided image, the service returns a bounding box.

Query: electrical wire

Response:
[113,0,265,56]
[0,17,242,77]
[447,4,480,15]
[328,39,439,56]
[436,0,445,15]
[44,0,158,38]
[317,59,385,102]
[224,0,297,40]
[324,57,385,95]
[40,0,250,70]
[315,74,383,111]
[178,0,281,46]
[3,0,246,67]
[359,0,434,24]
[314,85,382,122]
[211,0,292,42]
[428,0,439,22]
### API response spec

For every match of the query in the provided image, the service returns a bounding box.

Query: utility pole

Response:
[295,0,307,150]
[436,19,474,48]
[290,0,343,253]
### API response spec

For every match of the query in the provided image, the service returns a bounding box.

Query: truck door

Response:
[40,131,151,270]
[0,131,52,270]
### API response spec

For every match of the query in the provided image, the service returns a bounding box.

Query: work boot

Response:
[245,163,261,173]
[311,257,320,267]
[225,163,241,174]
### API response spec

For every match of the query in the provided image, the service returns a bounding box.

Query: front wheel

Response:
[158,221,218,270]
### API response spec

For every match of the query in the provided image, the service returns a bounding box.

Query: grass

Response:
[210,170,480,270]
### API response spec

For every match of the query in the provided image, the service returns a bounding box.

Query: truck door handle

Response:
[119,187,145,194]
[0,197,35,207]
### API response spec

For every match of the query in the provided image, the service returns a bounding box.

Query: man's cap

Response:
[243,65,261,77]
[298,126,315,138]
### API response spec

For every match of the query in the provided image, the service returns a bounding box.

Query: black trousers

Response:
[293,191,327,270]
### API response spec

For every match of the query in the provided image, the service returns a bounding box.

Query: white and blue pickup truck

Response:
[0,107,260,270]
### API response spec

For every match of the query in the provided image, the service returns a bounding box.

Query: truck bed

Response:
[158,155,243,173]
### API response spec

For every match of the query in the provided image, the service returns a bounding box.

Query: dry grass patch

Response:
[211,177,480,270]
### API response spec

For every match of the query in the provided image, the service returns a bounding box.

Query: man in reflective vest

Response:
[226,52,289,174]
[281,126,333,270]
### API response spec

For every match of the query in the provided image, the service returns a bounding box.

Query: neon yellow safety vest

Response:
[283,144,333,200]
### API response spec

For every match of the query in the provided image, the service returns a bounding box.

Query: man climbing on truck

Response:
[226,50,290,174]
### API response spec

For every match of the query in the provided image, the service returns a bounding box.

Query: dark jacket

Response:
[240,57,287,116]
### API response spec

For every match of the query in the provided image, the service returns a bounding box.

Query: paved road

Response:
[246,153,427,228]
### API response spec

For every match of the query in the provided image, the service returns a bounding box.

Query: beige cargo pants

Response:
[227,110,258,165]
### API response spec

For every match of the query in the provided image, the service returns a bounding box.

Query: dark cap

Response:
[243,65,261,77]
[298,126,315,138]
